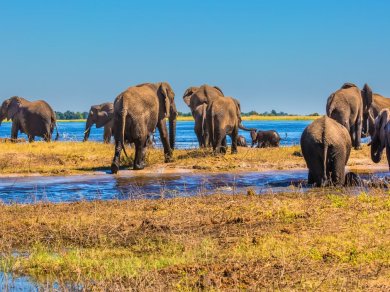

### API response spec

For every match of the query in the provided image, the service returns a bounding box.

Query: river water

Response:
[0,120,310,148]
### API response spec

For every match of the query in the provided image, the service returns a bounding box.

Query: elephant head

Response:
[0,97,22,126]
[370,109,390,163]
[83,104,113,142]
[183,85,224,113]
[159,82,177,149]
[361,83,374,137]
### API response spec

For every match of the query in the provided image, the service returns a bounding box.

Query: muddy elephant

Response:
[111,82,177,173]
[207,96,254,154]
[183,85,224,147]
[370,109,390,169]
[0,96,59,142]
[301,116,352,186]
[326,83,368,150]
[360,84,390,137]
[83,102,114,143]
[237,135,247,147]
[250,129,281,148]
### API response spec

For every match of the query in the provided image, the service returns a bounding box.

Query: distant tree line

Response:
[55,111,89,120]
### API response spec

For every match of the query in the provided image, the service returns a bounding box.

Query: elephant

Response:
[300,116,352,186]
[370,109,390,169]
[183,85,224,147]
[207,96,254,154]
[326,83,367,150]
[111,82,177,173]
[237,135,247,147]
[250,129,281,148]
[360,84,390,137]
[0,96,59,142]
[83,102,114,143]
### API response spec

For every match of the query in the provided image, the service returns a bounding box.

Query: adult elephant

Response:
[0,96,59,142]
[370,109,390,169]
[326,83,367,150]
[361,84,390,137]
[83,102,114,143]
[301,116,352,186]
[182,85,224,147]
[207,96,254,154]
[111,82,177,173]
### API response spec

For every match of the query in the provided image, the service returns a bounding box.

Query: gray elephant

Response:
[183,85,224,147]
[301,116,352,186]
[0,96,59,142]
[370,109,390,169]
[360,84,390,137]
[111,82,177,173]
[237,135,247,147]
[207,96,254,154]
[250,129,281,148]
[83,102,114,143]
[326,83,368,150]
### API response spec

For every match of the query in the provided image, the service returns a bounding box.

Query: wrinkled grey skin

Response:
[83,102,114,143]
[111,82,177,173]
[183,85,224,147]
[326,83,371,150]
[207,96,255,154]
[370,109,390,169]
[237,135,247,147]
[0,96,59,142]
[361,84,389,138]
[250,129,281,148]
[301,116,352,186]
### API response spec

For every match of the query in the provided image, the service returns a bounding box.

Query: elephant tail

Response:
[201,104,207,137]
[120,105,129,159]
[321,130,328,187]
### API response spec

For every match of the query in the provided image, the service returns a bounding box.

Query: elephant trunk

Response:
[370,136,383,163]
[169,103,178,150]
[83,116,94,142]
[238,123,256,132]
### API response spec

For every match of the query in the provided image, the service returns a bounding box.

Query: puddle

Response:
[0,272,39,291]
[0,170,388,204]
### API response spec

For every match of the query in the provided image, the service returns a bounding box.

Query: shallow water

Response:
[0,170,387,204]
[0,120,310,148]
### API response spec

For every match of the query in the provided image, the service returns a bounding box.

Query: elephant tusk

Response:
[84,128,91,134]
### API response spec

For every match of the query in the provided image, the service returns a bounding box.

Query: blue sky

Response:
[1,0,389,114]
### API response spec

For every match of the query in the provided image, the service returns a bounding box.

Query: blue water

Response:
[0,120,309,148]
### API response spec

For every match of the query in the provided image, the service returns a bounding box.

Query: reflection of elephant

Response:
[326,83,367,150]
[0,96,59,142]
[207,96,254,154]
[183,85,224,147]
[237,135,247,147]
[83,102,114,143]
[360,84,390,137]
[301,116,351,186]
[111,82,177,173]
[250,130,281,148]
[370,109,390,169]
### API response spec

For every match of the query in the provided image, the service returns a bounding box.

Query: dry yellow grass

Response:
[1,191,390,290]
[0,142,386,175]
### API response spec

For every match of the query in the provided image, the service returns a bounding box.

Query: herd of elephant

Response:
[1,82,389,184]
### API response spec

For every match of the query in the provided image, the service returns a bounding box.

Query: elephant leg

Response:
[103,125,112,143]
[28,136,35,143]
[157,121,173,163]
[111,140,122,174]
[221,136,227,154]
[355,119,362,150]
[133,139,146,170]
[386,144,390,171]
[330,157,345,186]
[11,122,19,141]
[231,129,238,154]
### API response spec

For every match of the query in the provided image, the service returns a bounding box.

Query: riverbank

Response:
[1,191,389,290]
[0,142,386,176]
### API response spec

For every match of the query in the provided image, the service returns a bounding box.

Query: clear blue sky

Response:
[1,0,389,114]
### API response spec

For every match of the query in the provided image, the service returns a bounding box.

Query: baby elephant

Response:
[250,130,281,148]
[237,135,247,147]
[370,108,390,169]
[301,116,352,186]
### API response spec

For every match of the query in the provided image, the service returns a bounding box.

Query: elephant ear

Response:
[232,98,242,120]
[159,83,171,118]
[377,109,390,146]
[7,97,22,119]
[213,86,224,96]
[326,93,335,116]
[96,111,110,127]
[182,87,197,106]
[361,83,373,112]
